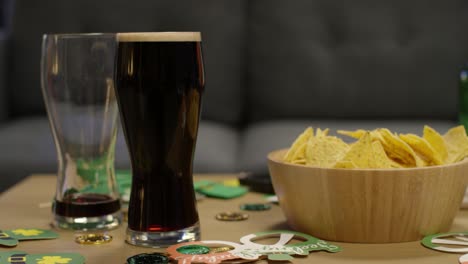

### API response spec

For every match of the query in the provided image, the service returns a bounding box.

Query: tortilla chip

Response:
[423,125,448,163]
[399,133,443,165]
[333,160,358,169]
[370,141,403,168]
[337,129,367,139]
[289,143,308,164]
[284,127,313,162]
[305,136,349,167]
[443,126,468,163]
[376,128,422,167]
[316,128,330,138]
[339,132,374,168]
[290,158,307,165]
[338,132,401,169]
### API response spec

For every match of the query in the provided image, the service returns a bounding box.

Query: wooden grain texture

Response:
[268,149,468,243]
[1,174,468,264]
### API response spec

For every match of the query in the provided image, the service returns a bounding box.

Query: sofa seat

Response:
[0,117,239,191]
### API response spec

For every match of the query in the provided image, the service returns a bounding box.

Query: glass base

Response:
[52,211,122,231]
[126,222,200,248]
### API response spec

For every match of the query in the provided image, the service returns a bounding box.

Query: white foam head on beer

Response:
[117,32,201,42]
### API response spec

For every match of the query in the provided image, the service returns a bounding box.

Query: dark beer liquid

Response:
[54,193,120,218]
[115,41,204,232]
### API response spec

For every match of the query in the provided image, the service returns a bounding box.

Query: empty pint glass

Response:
[114,32,204,247]
[41,34,121,230]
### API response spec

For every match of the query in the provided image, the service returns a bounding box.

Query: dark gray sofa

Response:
[0,0,465,192]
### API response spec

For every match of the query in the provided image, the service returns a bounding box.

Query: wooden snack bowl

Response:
[268,149,468,243]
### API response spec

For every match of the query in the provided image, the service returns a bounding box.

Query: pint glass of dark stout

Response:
[114,32,204,247]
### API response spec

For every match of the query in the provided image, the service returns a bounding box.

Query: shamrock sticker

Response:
[12,229,44,237]
[36,256,72,264]
[0,229,58,247]
[0,251,84,264]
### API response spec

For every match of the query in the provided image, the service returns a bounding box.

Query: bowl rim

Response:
[268,148,468,172]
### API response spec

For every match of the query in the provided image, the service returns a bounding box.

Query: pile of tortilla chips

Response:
[283,125,468,169]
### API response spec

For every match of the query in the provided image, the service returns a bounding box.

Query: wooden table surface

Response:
[1,174,468,264]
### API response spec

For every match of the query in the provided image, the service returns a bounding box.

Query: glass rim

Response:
[117,32,202,42]
[42,33,115,39]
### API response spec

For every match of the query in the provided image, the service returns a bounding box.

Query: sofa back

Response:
[9,0,246,125]
[246,0,468,122]
[8,0,468,125]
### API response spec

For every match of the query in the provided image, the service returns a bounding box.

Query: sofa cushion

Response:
[239,119,458,174]
[247,0,468,121]
[10,0,246,125]
[0,118,56,191]
[194,121,240,173]
[0,117,239,192]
